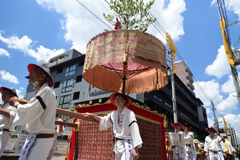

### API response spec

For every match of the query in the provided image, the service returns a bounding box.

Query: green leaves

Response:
[103,0,156,31]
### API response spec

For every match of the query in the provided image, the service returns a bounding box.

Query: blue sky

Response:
[0,0,240,136]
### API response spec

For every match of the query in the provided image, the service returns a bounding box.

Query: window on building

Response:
[65,64,76,77]
[59,115,68,121]
[57,67,63,74]
[59,95,71,109]
[62,79,74,92]
[54,81,60,88]
[65,54,69,58]
[73,92,80,100]
[76,75,82,82]
[79,59,84,67]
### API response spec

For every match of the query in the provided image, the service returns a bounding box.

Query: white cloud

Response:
[206,108,211,115]
[154,0,186,43]
[205,45,230,78]
[0,32,65,62]
[207,117,214,127]
[36,0,110,53]
[221,74,236,93]
[0,48,10,58]
[0,70,19,84]
[210,0,217,6]
[216,92,238,114]
[194,80,223,106]
[16,88,25,99]
[36,0,186,52]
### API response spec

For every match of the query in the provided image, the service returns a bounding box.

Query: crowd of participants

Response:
[166,122,238,160]
[0,62,239,160]
[0,63,142,160]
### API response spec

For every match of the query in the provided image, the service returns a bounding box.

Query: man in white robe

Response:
[204,127,227,160]
[9,63,56,160]
[84,93,143,160]
[169,122,185,160]
[0,87,17,157]
[221,136,236,160]
[182,123,196,160]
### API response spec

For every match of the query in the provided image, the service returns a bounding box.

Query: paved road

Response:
[1,153,66,160]
[52,155,66,160]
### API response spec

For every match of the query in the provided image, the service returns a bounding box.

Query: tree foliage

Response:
[103,0,156,31]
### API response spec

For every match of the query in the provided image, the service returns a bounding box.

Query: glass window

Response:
[73,92,80,100]
[78,59,84,67]
[59,95,71,109]
[54,81,60,88]
[76,75,82,83]
[62,79,73,92]
[65,64,76,77]
[57,67,63,74]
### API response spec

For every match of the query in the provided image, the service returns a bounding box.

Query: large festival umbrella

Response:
[83,29,168,94]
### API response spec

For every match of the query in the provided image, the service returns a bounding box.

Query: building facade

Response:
[23,49,208,140]
[175,60,195,95]
[227,127,238,148]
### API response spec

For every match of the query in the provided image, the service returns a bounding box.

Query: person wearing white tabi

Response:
[169,122,185,160]
[204,127,227,160]
[181,122,196,160]
[0,87,17,157]
[9,63,56,160]
[84,93,143,160]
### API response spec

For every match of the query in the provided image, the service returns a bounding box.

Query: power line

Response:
[75,0,112,30]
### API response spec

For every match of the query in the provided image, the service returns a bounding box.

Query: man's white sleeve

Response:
[219,137,227,152]
[204,137,209,152]
[99,113,113,131]
[13,88,51,126]
[129,111,143,149]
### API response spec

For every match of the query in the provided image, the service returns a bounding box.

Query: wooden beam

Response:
[18,99,98,123]
[55,121,78,129]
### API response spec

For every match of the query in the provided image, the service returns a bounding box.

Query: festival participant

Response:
[47,114,64,160]
[169,122,185,160]
[221,136,236,160]
[182,123,196,160]
[84,93,143,160]
[194,139,202,160]
[204,127,227,160]
[9,63,57,160]
[0,87,17,157]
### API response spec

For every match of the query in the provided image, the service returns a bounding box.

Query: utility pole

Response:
[217,0,240,107]
[211,100,219,135]
[169,51,178,122]
[230,66,240,105]
[166,32,178,123]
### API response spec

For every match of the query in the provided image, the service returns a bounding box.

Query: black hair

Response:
[114,93,127,100]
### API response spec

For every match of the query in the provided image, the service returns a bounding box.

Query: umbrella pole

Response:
[122,56,128,95]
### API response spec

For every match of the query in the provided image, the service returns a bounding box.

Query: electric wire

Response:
[233,36,240,47]
[75,0,112,30]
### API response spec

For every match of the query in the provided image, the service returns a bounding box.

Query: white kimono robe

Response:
[99,107,143,159]
[204,135,227,160]
[0,102,17,156]
[47,117,65,159]
[169,131,185,160]
[13,83,56,160]
[225,140,236,155]
[184,131,196,160]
